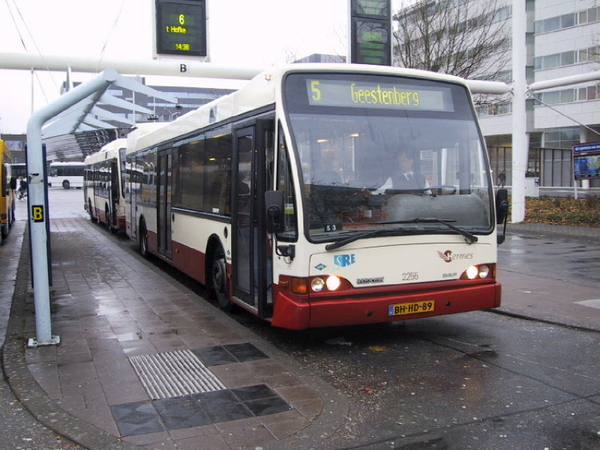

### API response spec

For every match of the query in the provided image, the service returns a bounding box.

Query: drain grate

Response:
[130,349,226,399]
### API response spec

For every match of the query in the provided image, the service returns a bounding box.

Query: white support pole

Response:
[25,68,121,347]
[511,0,527,223]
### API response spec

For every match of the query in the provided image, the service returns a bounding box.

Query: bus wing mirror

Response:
[496,188,509,224]
[265,190,284,233]
[495,188,509,245]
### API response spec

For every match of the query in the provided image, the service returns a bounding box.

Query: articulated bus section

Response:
[84,139,127,233]
[84,64,508,330]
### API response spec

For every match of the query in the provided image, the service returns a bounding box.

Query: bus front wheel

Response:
[208,246,232,311]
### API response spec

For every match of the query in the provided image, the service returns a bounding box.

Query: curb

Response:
[2,224,137,450]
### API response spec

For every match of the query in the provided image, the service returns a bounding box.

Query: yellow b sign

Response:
[32,205,44,223]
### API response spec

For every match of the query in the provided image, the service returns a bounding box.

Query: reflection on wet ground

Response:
[499,232,600,286]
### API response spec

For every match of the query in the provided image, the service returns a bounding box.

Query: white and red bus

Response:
[84,139,127,233]
[123,64,508,330]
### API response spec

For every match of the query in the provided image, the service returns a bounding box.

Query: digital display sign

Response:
[155,0,207,57]
[350,0,391,66]
[352,0,390,18]
[306,79,454,111]
[352,19,391,65]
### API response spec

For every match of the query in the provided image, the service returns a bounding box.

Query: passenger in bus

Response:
[373,151,427,194]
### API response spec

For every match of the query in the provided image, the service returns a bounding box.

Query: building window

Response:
[544,128,580,149]
[535,6,600,34]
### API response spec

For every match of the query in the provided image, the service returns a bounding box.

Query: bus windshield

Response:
[283,72,493,242]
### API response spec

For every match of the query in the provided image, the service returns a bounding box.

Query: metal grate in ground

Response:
[130,349,226,399]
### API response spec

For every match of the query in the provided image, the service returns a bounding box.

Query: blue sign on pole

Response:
[573,141,600,180]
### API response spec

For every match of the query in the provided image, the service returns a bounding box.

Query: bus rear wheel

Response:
[62,180,70,189]
[208,246,232,311]
[105,206,113,232]
[139,219,149,258]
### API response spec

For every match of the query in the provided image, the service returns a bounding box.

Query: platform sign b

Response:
[32,205,44,223]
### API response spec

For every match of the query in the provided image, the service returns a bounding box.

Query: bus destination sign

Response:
[155,0,207,57]
[306,79,454,112]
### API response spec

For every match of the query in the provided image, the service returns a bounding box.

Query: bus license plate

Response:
[388,301,435,316]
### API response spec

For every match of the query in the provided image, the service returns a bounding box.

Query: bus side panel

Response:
[115,205,126,230]
[138,205,159,250]
[144,228,158,255]
[170,240,207,286]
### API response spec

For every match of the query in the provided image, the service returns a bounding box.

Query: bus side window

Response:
[276,126,297,240]
[265,128,275,192]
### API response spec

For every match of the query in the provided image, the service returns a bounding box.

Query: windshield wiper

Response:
[325,228,396,251]
[395,218,478,245]
[324,218,478,251]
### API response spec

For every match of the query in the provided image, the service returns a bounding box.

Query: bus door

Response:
[129,160,138,239]
[157,149,172,259]
[110,159,119,227]
[232,122,273,317]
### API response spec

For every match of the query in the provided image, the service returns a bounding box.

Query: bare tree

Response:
[393,0,511,81]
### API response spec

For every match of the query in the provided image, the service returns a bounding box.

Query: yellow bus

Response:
[0,140,16,245]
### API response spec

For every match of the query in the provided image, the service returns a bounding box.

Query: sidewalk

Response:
[498,222,600,332]
[2,218,599,450]
[3,218,348,450]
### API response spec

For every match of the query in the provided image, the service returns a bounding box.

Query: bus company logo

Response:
[356,277,384,285]
[437,250,474,263]
[314,263,327,271]
[334,254,356,267]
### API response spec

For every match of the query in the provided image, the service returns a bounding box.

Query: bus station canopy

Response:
[41,72,178,161]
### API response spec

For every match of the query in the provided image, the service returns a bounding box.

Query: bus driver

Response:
[373,150,427,194]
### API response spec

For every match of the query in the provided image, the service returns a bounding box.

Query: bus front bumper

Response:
[271,282,501,330]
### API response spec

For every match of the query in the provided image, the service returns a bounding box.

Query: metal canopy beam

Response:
[25,68,177,346]
[0,51,263,80]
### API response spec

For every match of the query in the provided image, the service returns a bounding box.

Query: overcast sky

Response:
[0,0,406,134]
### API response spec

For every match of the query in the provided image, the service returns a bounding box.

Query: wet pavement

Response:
[1,189,599,449]
[4,216,346,449]
[498,222,600,332]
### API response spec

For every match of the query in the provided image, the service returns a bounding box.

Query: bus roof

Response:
[50,161,85,166]
[84,138,128,165]
[125,63,471,155]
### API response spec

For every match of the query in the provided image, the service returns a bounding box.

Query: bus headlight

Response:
[326,275,341,291]
[465,266,479,279]
[465,265,492,280]
[311,277,325,292]
[310,276,342,292]
[478,264,490,278]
